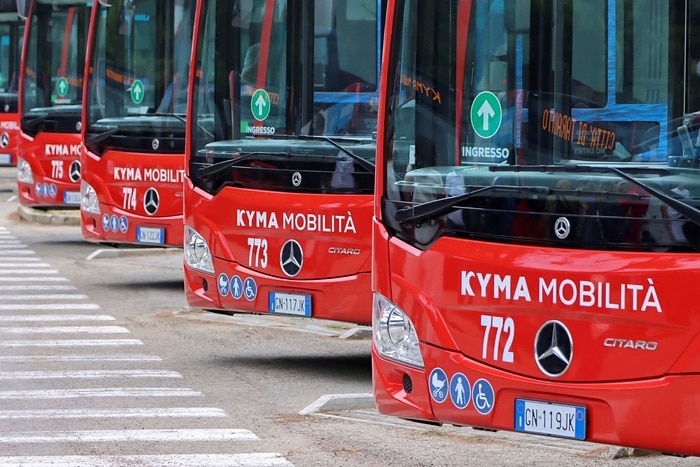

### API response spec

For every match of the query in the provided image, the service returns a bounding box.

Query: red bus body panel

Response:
[0,115,19,165]
[16,131,81,207]
[184,180,373,324]
[80,150,185,246]
[371,217,700,456]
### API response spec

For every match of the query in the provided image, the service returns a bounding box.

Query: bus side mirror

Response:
[505,0,530,34]
[16,0,30,19]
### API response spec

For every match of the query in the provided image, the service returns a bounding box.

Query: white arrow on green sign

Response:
[131,79,145,105]
[251,89,271,121]
[470,91,502,139]
[56,77,69,97]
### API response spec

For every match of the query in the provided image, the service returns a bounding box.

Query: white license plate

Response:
[137,227,165,244]
[269,292,311,317]
[515,399,586,440]
[63,191,81,205]
[0,154,11,165]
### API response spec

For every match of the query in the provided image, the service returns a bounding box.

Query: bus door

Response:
[81,0,196,246]
[0,2,23,166]
[184,0,382,324]
[16,0,90,208]
[374,0,700,456]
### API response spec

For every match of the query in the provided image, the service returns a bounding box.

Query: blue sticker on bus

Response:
[429,368,448,403]
[217,273,230,296]
[243,277,257,301]
[230,275,243,299]
[472,378,494,415]
[449,372,471,409]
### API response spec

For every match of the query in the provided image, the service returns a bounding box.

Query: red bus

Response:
[373,0,700,456]
[183,0,383,324]
[81,0,196,246]
[15,0,90,208]
[0,1,23,166]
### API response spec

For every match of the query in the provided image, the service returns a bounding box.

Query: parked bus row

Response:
[6,0,700,458]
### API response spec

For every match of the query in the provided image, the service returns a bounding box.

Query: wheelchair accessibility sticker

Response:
[472,378,494,415]
[429,368,448,403]
[243,277,257,301]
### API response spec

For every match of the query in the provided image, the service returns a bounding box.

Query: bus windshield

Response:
[383,0,700,252]
[0,9,22,93]
[189,0,379,195]
[84,0,196,156]
[22,0,89,114]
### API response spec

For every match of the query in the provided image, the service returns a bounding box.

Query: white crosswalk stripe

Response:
[0,228,293,465]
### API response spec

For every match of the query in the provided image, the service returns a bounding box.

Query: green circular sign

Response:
[130,79,145,105]
[251,89,271,121]
[470,91,502,139]
[56,77,69,97]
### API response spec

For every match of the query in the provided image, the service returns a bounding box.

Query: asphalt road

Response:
[0,166,697,466]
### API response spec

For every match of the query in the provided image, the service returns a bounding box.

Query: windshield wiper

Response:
[490,164,700,228]
[395,185,551,225]
[148,112,214,140]
[297,134,375,173]
[610,167,700,228]
[195,152,268,179]
[87,127,120,146]
[22,113,49,132]
[267,133,375,173]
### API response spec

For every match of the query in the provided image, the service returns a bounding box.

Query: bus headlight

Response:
[184,226,214,274]
[373,293,424,368]
[16,157,33,183]
[81,181,100,215]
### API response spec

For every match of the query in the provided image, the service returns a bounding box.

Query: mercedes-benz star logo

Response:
[553,217,571,240]
[291,171,302,187]
[535,320,573,377]
[280,239,303,277]
[69,161,81,183]
[143,188,160,216]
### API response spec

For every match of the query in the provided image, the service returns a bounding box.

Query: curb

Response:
[17,205,81,226]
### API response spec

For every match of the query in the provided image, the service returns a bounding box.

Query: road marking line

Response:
[0,370,182,379]
[0,339,143,347]
[0,257,41,262]
[0,263,52,268]
[0,315,114,322]
[0,250,36,255]
[0,304,100,310]
[0,294,89,300]
[0,354,160,362]
[0,277,69,282]
[0,407,228,419]
[0,388,204,399]
[0,428,257,443]
[0,326,130,334]
[0,269,58,274]
[0,453,293,466]
[0,285,77,290]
